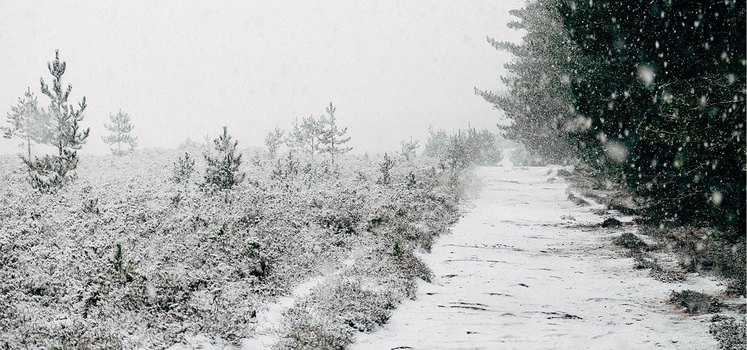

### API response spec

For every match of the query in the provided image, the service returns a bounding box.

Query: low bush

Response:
[647,227,746,296]
[669,290,722,314]
[0,142,467,348]
[613,233,648,251]
[710,315,746,350]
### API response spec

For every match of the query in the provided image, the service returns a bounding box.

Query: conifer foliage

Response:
[485,0,745,236]
[202,126,245,191]
[22,50,89,192]
[285,102,352,164]
[556,0,746,236]
[102,109,137,156]
[287,115,324,160]
[476,0,582,164]
[264,127,285,159]
[319,103,352,166]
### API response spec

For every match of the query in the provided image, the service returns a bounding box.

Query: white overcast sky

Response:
[0,0,524,155]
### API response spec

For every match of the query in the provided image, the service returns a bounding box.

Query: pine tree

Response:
[400,137,420,161]
[102,109,137,156]
[319,103,352,166]
[23,50,89,192]
[557,0,746,236]
[40,50,89,157]
[286,115,326,161]
[422,126,450,159]
[2,87,50,160]
[476,0,583,164]
[264,127,285,159]
[378,153,395,185]
[202,126,245,191]
[466,128,503,166]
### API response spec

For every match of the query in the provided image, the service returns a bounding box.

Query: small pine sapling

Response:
[202,127,246,191]
[113,243,134,282]
[102,109,137,156]
[82,198,100,215]
[319,103,352,167]
[264,127,285,159]
[400,137,420,161]
[172,152,195,184]
[271,152,300,181]
[378,153,395,185]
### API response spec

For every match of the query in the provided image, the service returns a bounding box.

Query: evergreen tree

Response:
[23,50,89,192]
[40,50,89,157]
[319,103,352,166]
[264,127,285,159]
[172,152,195,184]
[476,0,583,164]
[422,126,450,159]
[556,0,745,236]
[102,109,137,156]
[378,153,395,185]
[400,137,420,161]
[466,128,503,166]
[2,87,50,160]
[202,126,245,191]
[286,115,324,160]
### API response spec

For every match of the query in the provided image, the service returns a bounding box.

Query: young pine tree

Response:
[202,126,246,191]
[23,50,90,192]
[476,0,582,164]
[2,87,50,160]
[264,127,285,159]
[286,115,324,161]
[102,109,137,156]
[319,103,351,166]
[400,137,420,161]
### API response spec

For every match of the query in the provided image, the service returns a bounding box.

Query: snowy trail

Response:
[351,166,722,349]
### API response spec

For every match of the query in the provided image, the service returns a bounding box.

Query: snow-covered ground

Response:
[350,166,727,349]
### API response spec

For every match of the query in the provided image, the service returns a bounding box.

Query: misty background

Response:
[0,0,524,156]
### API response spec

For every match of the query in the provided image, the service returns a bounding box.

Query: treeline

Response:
[479,0,745,238]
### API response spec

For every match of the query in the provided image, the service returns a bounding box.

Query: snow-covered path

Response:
[351,166,721,349]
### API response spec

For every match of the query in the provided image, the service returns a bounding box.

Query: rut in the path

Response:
[351,166,721,350]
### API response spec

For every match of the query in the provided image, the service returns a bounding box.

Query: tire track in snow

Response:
[351,166,722,350]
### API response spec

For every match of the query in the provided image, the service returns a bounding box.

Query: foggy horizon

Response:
[0,0,524,156]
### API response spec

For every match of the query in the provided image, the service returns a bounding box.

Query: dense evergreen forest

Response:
[479,0,745,239]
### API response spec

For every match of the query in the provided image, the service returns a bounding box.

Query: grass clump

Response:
[669,290,722,314]
[613,232,648,251]
[648,227,746,296]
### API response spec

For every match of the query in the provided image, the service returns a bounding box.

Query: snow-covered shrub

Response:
[277,303,355,350]
[710,316,746,350]
[669,290,722,314]
[0,142,469,348]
